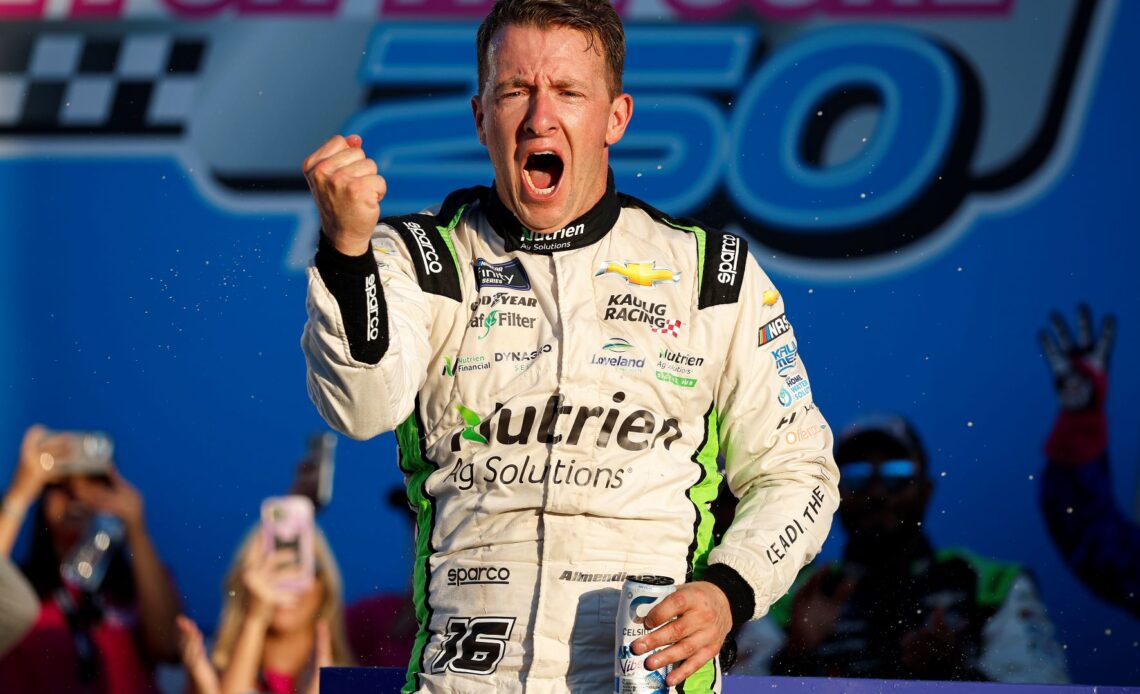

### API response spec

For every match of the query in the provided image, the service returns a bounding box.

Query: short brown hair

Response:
[476,0,626,98]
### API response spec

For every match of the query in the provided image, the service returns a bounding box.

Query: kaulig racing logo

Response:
[451,393,682,452]
[1,1,1115,280]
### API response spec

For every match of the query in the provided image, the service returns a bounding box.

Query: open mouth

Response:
[523,152,564,196]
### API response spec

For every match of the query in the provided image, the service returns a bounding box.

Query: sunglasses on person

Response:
[838,459,920,493]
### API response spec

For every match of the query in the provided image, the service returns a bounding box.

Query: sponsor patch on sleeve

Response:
[759,313,792,346]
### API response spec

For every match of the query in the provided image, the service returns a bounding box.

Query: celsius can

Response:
[615,575,676,693]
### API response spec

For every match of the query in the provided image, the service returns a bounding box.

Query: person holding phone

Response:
[210,508,353,694]
[0,424,182,693]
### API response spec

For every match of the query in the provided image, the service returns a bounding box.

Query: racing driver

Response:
[300,0,840,691]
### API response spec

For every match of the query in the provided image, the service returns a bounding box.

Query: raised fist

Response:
[302,134,387,256]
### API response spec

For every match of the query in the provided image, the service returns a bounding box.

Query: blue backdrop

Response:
[1,0,1137,685]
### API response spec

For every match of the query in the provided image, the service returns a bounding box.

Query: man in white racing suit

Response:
[300,1,840,692]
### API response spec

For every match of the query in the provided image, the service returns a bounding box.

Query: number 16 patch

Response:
[430,616,516,675]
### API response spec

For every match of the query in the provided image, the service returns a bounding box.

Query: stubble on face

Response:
[473,24,631,235]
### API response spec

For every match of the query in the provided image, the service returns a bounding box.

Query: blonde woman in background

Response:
[209,525,353,694]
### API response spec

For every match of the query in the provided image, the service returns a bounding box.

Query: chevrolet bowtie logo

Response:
[595,261,680,287]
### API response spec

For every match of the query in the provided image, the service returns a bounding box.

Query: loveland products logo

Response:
[592,339,646,371]
[596,261,680,287]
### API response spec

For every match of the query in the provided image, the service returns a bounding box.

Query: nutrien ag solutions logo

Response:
[451,394,682,452]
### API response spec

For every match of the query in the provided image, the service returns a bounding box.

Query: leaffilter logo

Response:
[479,310,499,340]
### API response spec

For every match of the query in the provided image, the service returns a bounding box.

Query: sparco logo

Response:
[405,221,443,275]
[365,274,380,341]
[450,392,682,452]
[717,234,741,284]
[447,566,511,586]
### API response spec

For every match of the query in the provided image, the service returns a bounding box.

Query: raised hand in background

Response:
[1038,304,1116,412]
[1038,304,1139,619]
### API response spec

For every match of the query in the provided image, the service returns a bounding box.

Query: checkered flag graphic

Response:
[0,32,206,135]
[652,319,682,338]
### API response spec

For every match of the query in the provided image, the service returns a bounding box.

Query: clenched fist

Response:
[302,134,387,256]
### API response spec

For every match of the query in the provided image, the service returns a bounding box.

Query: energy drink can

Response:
[615,575,676,693]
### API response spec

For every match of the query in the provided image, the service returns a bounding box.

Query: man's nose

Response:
[524,92,558,136]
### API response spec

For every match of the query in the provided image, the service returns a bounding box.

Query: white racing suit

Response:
[302,174,840,693]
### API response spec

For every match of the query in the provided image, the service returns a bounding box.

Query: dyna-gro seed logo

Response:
[0,0,1117,279]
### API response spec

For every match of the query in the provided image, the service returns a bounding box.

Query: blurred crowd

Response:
[0,429,415,694]
[0,305,1134,693]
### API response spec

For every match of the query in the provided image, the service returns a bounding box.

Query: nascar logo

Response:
[759,313,792,346]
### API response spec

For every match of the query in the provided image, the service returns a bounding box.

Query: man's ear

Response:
[605,93,634,147]
[472,95,487,146]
